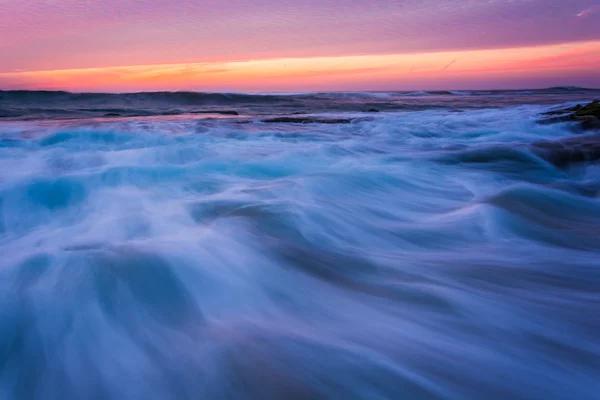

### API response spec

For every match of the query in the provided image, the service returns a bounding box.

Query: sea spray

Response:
[1,93,599,399]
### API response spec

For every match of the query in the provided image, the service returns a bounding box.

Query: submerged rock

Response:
[261,117,353,124]
[445,134,600,169]
[533,101,600,166]
[531,134,600,167]
[541,104,583,116]
[577,116,600,131]
[190,110,239,115]
[538,100,600,130]
[161,110,184,116]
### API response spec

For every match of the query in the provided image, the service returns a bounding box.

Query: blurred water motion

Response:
[1,90,599,399]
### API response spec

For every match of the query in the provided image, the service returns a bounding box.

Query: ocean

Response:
[1,88,599,399]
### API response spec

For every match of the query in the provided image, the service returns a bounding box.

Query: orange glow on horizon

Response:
[2,40,600,92]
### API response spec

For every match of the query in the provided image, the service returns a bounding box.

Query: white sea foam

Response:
[0,102,599,399]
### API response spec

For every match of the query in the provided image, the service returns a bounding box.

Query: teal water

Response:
[1,94,599,399]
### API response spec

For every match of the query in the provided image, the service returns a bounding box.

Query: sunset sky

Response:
[1,0,599,92]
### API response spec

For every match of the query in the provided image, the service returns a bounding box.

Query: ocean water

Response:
[1,89,599,399]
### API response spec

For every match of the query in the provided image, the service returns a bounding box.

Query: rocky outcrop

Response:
[532,101,600,166]
[575,100,600,118]
[531,134,600,167]
[261,117,353,124]
[190,110,239,115]
[539,100,600,130]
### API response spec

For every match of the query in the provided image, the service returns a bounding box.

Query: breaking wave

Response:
[2,87,600,119]
[0,98,599,399]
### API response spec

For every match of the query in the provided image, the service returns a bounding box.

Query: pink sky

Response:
[1,0,599,91]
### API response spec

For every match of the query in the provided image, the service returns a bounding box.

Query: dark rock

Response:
[366,108,380,113]
[446,134,600,169]
[537,115,574,125]
[541,104,582,116]
[261,117,352,124]
[574,100,600,118]
[577,116,600,131]
[531,134,600,167]
[191,110,239,115]
[213,110,239,116]
[538,100,600,131]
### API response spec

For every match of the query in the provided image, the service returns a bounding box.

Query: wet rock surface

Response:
[538,100,600,130]
[261,117,353,124]
[190,110,240,115]
[531,134,600,167]
[532,101,600,167]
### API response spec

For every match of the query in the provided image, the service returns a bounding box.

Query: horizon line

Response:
[2,86,600,95]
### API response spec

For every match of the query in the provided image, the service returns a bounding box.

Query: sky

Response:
[0,0,599,92]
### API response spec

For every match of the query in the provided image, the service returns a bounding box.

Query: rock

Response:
[213,110,239,116]
[366,108,380,113]
[541,104,582,116]
[530,134,600,167]
[538,100,600,131]
[191,110,239,115]
[445,133,600,169]
[576,116,600,131]
[574,100,600,118]
[537,115,573,125]
[261,117,353,124]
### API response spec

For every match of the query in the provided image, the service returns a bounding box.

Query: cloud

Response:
[2,40,599,91]
[576,5,599,18]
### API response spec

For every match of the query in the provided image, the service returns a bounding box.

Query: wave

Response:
[3,87,600,121]
[1,104,599,398]
[484,183,600,250]
[0,90,288,104]
[403,91,431,96]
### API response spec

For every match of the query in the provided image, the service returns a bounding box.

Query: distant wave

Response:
[1,88,600,120]
[403,91,430,96]
[0,90,288,105]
